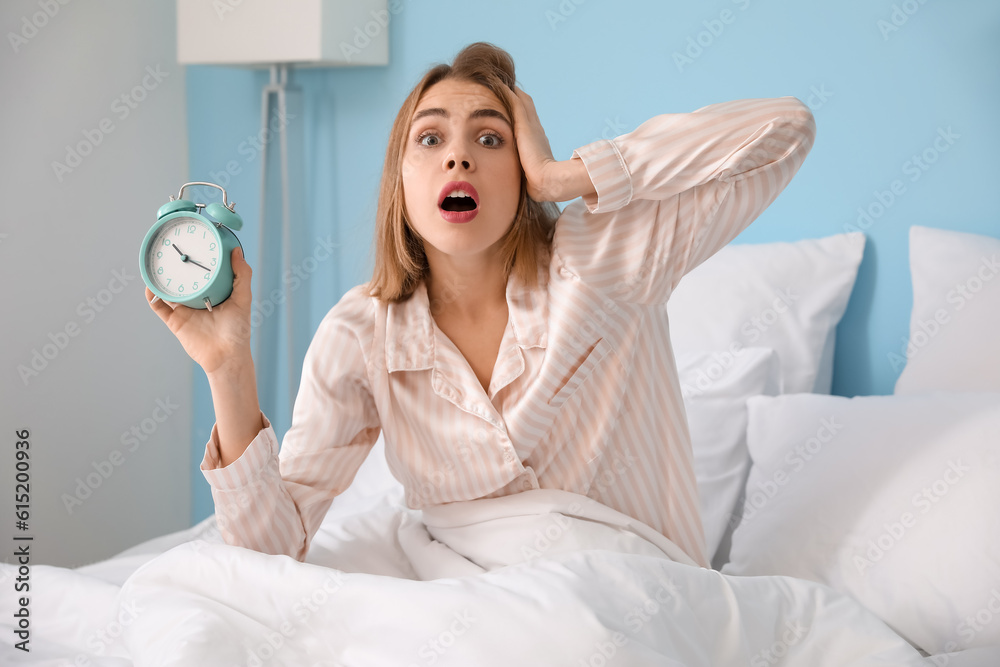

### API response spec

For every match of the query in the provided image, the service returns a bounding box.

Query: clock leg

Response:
[204,297,213,312]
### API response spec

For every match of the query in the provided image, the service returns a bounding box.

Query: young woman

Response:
[146,42,815,569]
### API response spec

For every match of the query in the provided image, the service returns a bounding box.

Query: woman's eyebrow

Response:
[411,107,512,129]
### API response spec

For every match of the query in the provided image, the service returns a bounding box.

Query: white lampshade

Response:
[177,0,389,67]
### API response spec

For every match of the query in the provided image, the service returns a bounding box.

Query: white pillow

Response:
[894,226,1000,394]
[676,347,781,566]
[668,232,865,394]
[723,392,1000,654]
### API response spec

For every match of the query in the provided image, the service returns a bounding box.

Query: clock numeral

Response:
[192,282,199,290]
[173,228,180,236]
[157,267,164,275]
[203,272,210,280]
[162,239,172,246]
[178,285,185,293]
[156,251,163,259]
[166,278,171,286]
[187,224,197,234]
[211,258,217,266]
[209,242,217,251]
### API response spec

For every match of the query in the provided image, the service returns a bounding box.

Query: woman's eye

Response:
[417,133,439,147]
[479,133,504,148]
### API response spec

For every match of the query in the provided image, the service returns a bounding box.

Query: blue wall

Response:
[186,0,1000,522]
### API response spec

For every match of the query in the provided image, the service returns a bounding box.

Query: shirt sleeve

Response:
[199,302,381,562]
[553,96,817,306]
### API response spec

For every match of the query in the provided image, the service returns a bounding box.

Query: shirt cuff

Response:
[571,138,633,213]
[199,410,277,491]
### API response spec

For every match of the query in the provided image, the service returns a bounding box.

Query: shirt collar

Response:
[385,261,549,373]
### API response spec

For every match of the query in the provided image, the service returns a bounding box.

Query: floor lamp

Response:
[176,0,389,425]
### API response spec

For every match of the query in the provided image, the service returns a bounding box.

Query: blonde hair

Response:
[367,42,560,304]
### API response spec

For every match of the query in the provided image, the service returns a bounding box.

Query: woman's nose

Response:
[445,150,471,171]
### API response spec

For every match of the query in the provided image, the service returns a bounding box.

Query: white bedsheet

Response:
[2,489,997,666]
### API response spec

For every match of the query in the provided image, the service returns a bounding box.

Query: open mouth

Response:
[438,181,481,216]
[440,196,478,212]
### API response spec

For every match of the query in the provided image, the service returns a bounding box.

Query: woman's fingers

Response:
[514,85,535,111]
[509,85,529,132]
[228,247,253,309]
[508,83,555,201]
[146,287,176,322]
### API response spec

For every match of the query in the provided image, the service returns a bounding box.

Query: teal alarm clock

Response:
[139,182,243,311]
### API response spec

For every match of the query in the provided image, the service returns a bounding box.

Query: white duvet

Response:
[2,489,998,666]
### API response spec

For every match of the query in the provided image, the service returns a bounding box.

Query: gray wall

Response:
[1,0,191,567]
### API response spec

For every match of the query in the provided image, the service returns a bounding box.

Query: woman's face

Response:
[401,78,521,262]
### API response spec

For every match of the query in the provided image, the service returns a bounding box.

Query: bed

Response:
[3,227,998,665]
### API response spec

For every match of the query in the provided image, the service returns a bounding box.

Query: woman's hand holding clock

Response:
[146,246,254,377]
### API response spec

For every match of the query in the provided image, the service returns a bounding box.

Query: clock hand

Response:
[172,244,189,261]
[189,259,213,273]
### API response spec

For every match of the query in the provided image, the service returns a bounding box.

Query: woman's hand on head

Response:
[510,85,559,202]
[145,246,255,378]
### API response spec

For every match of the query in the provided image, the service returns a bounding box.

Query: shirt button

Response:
[522,479,533,490]
[503,450,515,463]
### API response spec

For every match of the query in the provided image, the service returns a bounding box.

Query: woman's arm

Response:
[543,156,595,204]
[200,291,381,562]
[206,353,264,468]
[553,96,817,305]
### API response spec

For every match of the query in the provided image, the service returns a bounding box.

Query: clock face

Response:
[145,216,220,298]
